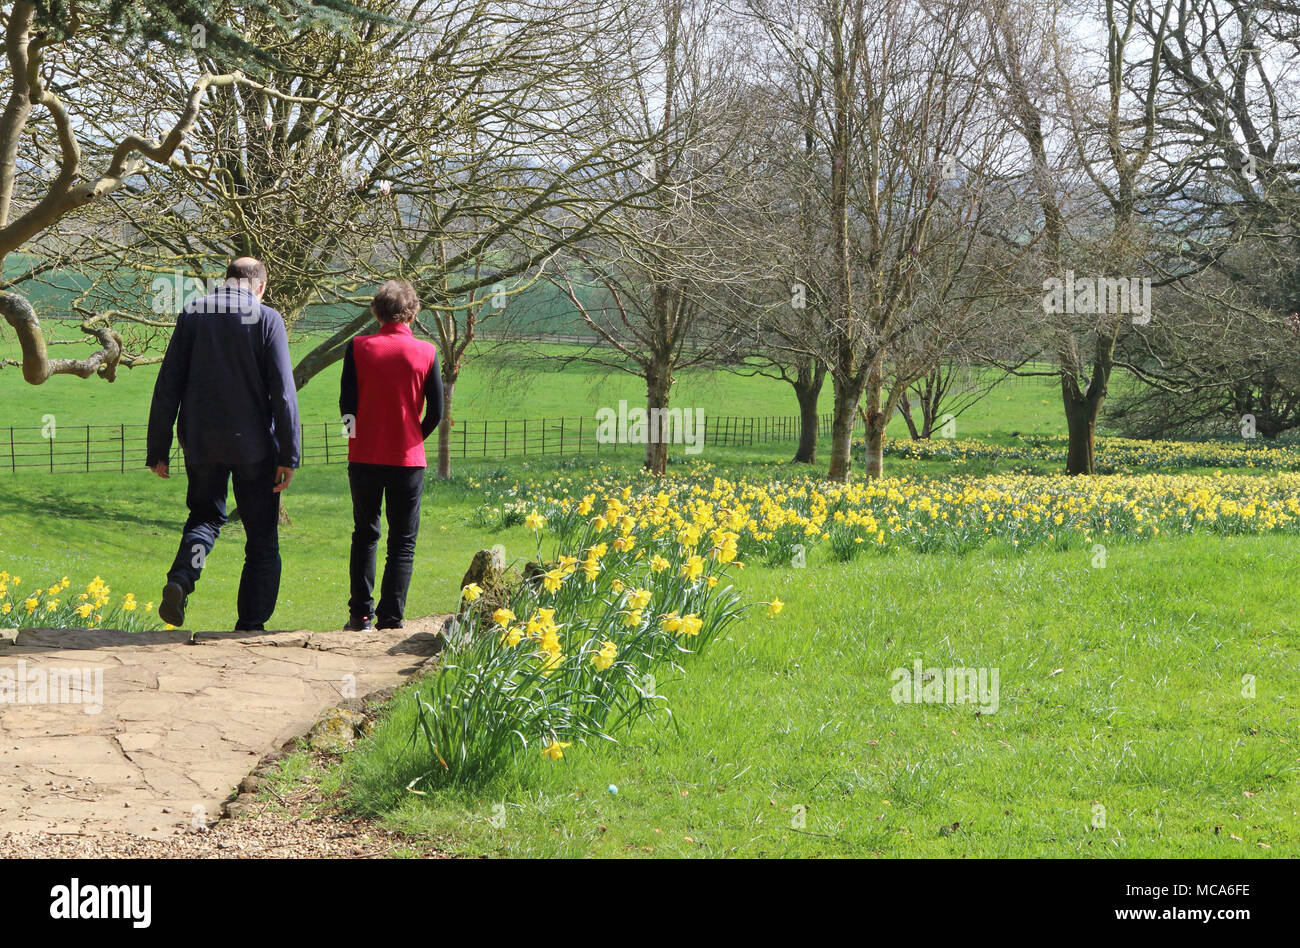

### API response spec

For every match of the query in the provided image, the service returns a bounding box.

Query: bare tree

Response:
[742,0,1015,480]
[553,0,756,475]
[0,0,392,383]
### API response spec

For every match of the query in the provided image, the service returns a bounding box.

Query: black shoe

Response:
[159,582,187,627]
[376,619,404,631]
[234,621,266,632]
[344,615,373,632]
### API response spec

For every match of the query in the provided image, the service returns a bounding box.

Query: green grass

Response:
[331,530,1297,857]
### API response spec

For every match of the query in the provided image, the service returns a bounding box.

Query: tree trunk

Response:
[437,378,455,479]
[645,363,670,475]
[918,366,949,439]
[863,365,885,480]
[826,373,864,482]
[1063,369,1110,476]
[1062,332,1116,475]
[824,17,855,483]
[791,361,825,463]
[1063,393,1097,475]
[899,393,922,440]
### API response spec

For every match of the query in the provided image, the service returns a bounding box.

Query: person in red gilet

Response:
[338,280,443,630]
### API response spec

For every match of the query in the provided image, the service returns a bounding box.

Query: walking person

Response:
[339,279,443,631]
[146,258,301,631]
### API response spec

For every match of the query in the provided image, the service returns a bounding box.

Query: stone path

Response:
[0,619,447,844]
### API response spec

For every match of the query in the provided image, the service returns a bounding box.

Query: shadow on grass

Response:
[0,490,178,533]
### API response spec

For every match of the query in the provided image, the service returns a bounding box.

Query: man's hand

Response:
[149,461,170,479]
[273,466,294,493]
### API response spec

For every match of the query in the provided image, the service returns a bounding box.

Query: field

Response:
[1,314,1057,436]
[1,326,1296,858]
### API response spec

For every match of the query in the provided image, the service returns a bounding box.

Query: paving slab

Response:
[0,617,447,843]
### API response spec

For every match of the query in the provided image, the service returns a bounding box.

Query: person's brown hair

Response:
[371,280,420,324]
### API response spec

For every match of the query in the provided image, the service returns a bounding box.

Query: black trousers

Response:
[167,456,281,628]
[348,462,425,626]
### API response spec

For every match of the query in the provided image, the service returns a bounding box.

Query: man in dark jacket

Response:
[146,258,301,632]
[339,279,443,631]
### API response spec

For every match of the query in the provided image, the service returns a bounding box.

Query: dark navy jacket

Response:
[147,287,301,469]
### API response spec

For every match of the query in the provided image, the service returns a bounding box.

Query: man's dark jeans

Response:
[348,462,425,626]
[167,456,282,628]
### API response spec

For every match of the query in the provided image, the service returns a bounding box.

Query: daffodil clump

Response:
[408,499,772,788]
[0,572,160,633]
[877,434,1300,471]
[488,469,1300,562]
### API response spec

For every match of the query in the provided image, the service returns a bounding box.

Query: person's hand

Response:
[273,466,294,493]
[149,461,170,479]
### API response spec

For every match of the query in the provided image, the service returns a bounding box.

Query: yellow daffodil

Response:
[541,740,571,760]
[591,640,617,671]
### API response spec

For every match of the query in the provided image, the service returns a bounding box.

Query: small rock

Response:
[459,549,521,620]
[307,707,372,754]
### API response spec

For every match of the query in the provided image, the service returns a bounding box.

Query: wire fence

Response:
[2,411,846,475]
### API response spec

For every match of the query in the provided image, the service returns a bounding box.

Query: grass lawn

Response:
[328,531,1297,857]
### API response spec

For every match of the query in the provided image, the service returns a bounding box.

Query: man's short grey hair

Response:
[226,257,267,286]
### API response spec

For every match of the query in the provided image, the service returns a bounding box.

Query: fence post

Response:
[461,419,467,458]
[483,421,487,457]
[523,418,527,456]
[324,421,330,464]
[504,420,509,458]
[579,416,583,453]
[120,424,125,473]
[85,425,90,472]
[10,427,14,473]
[560,418,565,454]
